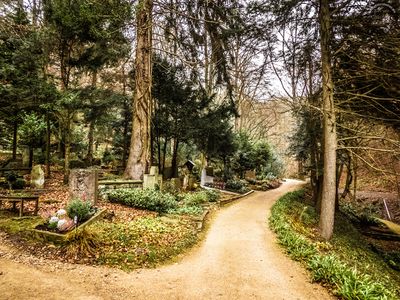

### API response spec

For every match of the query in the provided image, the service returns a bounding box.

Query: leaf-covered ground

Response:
[0,171,199,269]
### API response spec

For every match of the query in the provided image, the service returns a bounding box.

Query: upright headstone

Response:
[183,174,190,190]
[143,174,156,189]
[201,168,214,186]
[149,166,159,176]
[31,165,45,189]
[69,169,98,205]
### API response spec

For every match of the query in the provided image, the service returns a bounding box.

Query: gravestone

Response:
[31,165,45,189]
[149,166,159,176]
[183,174,190,190]
[69,169,98,205]
[143,174,157,189]
[200,168,214,186]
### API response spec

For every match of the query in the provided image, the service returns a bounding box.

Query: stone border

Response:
[192,189,254,231]
[31,208,107,242]
[192,209,210,231]
[218,190,254,205]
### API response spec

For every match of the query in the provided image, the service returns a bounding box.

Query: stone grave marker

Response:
[31,165,45,189]
[200,168,214,186]
[69,169,98,205]
[143,174,157,189]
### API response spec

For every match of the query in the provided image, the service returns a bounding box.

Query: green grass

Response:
[269,190,400,300]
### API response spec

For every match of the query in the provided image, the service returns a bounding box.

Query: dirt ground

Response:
[0,179,333,300]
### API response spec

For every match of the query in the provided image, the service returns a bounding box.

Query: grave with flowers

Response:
[32,169,106,242]
[32,199,106,242]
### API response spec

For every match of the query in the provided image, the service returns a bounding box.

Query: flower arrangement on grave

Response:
[43,199,96,232]
[46,208,75,232]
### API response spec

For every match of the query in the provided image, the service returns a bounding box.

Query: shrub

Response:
[225,179,250,193]
[66,199,93,222]
[107,188,177,213]
[69,159,87,169]
[168,206,203,216]
[183,192,208,206]
[5,171,18,183]
[204,189,220,202]
[162,180,180,196]
[12,178,25,189]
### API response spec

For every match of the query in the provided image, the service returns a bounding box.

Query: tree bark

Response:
[12,121,17,161]
[45,112,51,177]
[86,71,97,164]
[28,147,33,168]
[87,121,94,164]
[171,138,179,178]
[319,0,337,240]
[63,112,71,183]
[124,0,153,180]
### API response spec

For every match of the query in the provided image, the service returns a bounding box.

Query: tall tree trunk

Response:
[87,121,94,164]
[162,138,168,175]
[28,147,33,168]
[121,64,129,169]
[63,112,71,183]
[45,112,51,177]
[124,0,153,180]
[86,71,97,164]
[122,109,129,168]
[319,0,337,240]
[12,121,17,160]
[171,138,179,178]
[353,155,358,201]
[335,162,343,211]
[32,0,38,26]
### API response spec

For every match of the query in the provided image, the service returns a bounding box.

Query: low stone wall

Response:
[98,180,143,191]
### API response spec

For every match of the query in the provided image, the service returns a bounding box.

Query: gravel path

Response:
[0,179,333,300]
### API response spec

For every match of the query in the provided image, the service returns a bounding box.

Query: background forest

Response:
[0,0,399,240]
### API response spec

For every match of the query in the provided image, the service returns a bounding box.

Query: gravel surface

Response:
[0,179,334,300]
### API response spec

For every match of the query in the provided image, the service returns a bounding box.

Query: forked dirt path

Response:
[0,179,333,300]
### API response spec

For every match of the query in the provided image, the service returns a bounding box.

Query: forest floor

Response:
[0,179,334,300]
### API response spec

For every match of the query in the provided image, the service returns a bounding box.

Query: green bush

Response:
[107,188,177,213]
[204,189,220,202]
[340,202,379,226]
[5,171,18,183]
[183,192,208,206]
[69,159,87,169]
[181,190,220,206]
[225,179,250,193]
[168,206,203,216]
[12,178,25,189]
[66,199,93,222]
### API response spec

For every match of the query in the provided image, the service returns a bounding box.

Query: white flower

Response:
[49,216,59,224]
[56,209,67,217]
[57,219,67,230]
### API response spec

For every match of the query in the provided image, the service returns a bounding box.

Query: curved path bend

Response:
[0,179,333,300]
